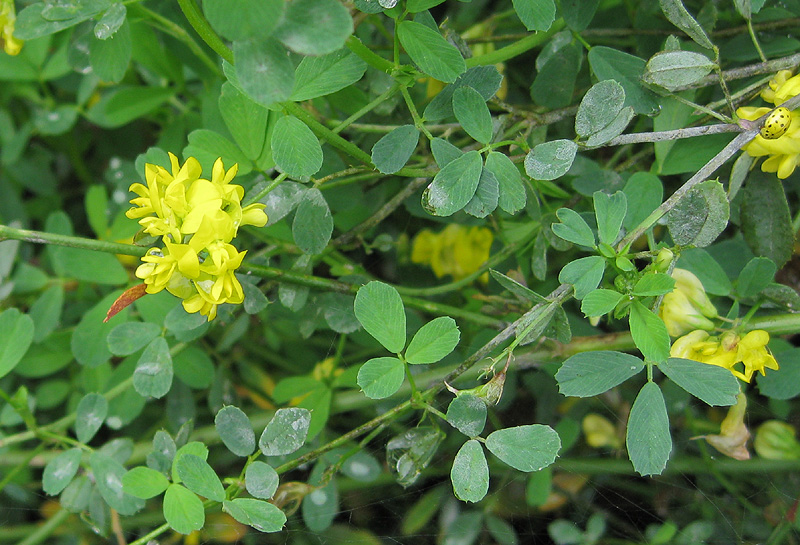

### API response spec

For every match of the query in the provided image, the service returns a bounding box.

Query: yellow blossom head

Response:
[0,0,23,56]
[127,154,266,321]
[411,224,493,282]
[659,268,717,337]
[670,328,779,382]
[736,70,800,179]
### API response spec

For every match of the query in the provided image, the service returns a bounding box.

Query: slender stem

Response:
[0,443,45,494]
[175,0,233,64]
[17,509,71,545]
[333,83,401,134]
[0,225,148,257]
[129,4,220,75]
[345,35,395,74]
[746,19,767,63]
[465,20,566,67]
[591,123,742,149]
[669,91,732,123]
[242,173,288,207]
[400,86,433,140]
[127,523,170,545]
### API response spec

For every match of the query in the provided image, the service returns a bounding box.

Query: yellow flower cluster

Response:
[411,224,493,282]
[127,153,267,320]
[659,268,717,337]
[670,329,779,383]
[737,70,800,179]
[1,0,22,56]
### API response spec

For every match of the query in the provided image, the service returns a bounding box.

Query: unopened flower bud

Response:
[672,269,717,319]
[654,248,674,273]
[754,421,800,460]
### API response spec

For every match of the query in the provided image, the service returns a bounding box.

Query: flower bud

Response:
[672,269,717,319]
[754,421,800,460]
[660,290,716,337]
[703,393,750,460]
[582,414,622,449]
[653,248,674,273]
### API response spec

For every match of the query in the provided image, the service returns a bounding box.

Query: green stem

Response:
[466,20,566,67]
[400,86,433,140]
[333,83,402,134]
[17,509,71,545]
[242,172,288,207]
[175,0,234,64]
[129,3,221,75]
[0,443,45,494]
[746,19,767,63]
[346,35,395,74]
[0,225,147,257]
[127,522,171,545]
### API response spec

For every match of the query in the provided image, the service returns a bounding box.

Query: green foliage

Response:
[557,351,645,397]
[215,405,256,456]
[446,394,487,437]
[451,439,489,503]
[259,408,311,456]
[627,382,672,476]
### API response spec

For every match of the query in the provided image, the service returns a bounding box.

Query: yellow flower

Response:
[659,268,717,337]
[582,414,622,449]
[0,0,23,56]
[128,154,267,321]
[670,328,779,382]
[736,70,800,179]
[411,224,493,282]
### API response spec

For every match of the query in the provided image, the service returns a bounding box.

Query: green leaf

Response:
[453,87,492,144]
[371,125,420,174]
[622,172,663,230]
[293,188,333,255]
[357,357,405,399]
[632,273,675,297]
[223,498,286,532]
[485,425,561,472]
[273,0,353,55]
[94,4,127,39]
[204,0,284,41]
[0,308,34,379]
[171,442,209,483]
[575,80,626,139]
[75,393,108,443]
[758,348,800,400]
[405,317,460,364]
[60,476,92,513]
[291,49,367,102]
[397,21,466,83]
[446,394,487,437]
[272,116,323,178]
[513,0,555,30]
[626,382,672,476]
[463,167,499,218]
[133,337,173,399]
[184,129,253,176]
[642,50,715,90]
[218,83,270,161]
[736,257,777,298]
[588,46,659,115]
[234,38,294,107]
[173,345,214,389]
[580,289,625,317]
[558,256,606,299]
[551,208,595,247]
[585,106,634,147]
[245,461,280,499]
[90,452,145,515]
[485,151,526,214]
[103,87,175,128]
[259,407,311,456]
[163,484,204,535]
[421,151,483,216]
[629,301,671,363]
[741,174,794,268]
[407,0,447,11]
[658,0,713,49]
[176,454,225,503]
[122,466,170,499]
[451,440,489,503]
[215,405,256,457]
[16,2,109,40]
[424,66,502,121]
[659,358,739,406]
[531,43,581,110]
[89,19,131,82]
[524,140,578,181]
[667,180,729,248]
[490,269,548,303]
[354,281,406,353]
[107,322,161,356]
[557,0,600,30]
[593,191,627,246]
[556,351,644,396]
[43,448,83,495]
